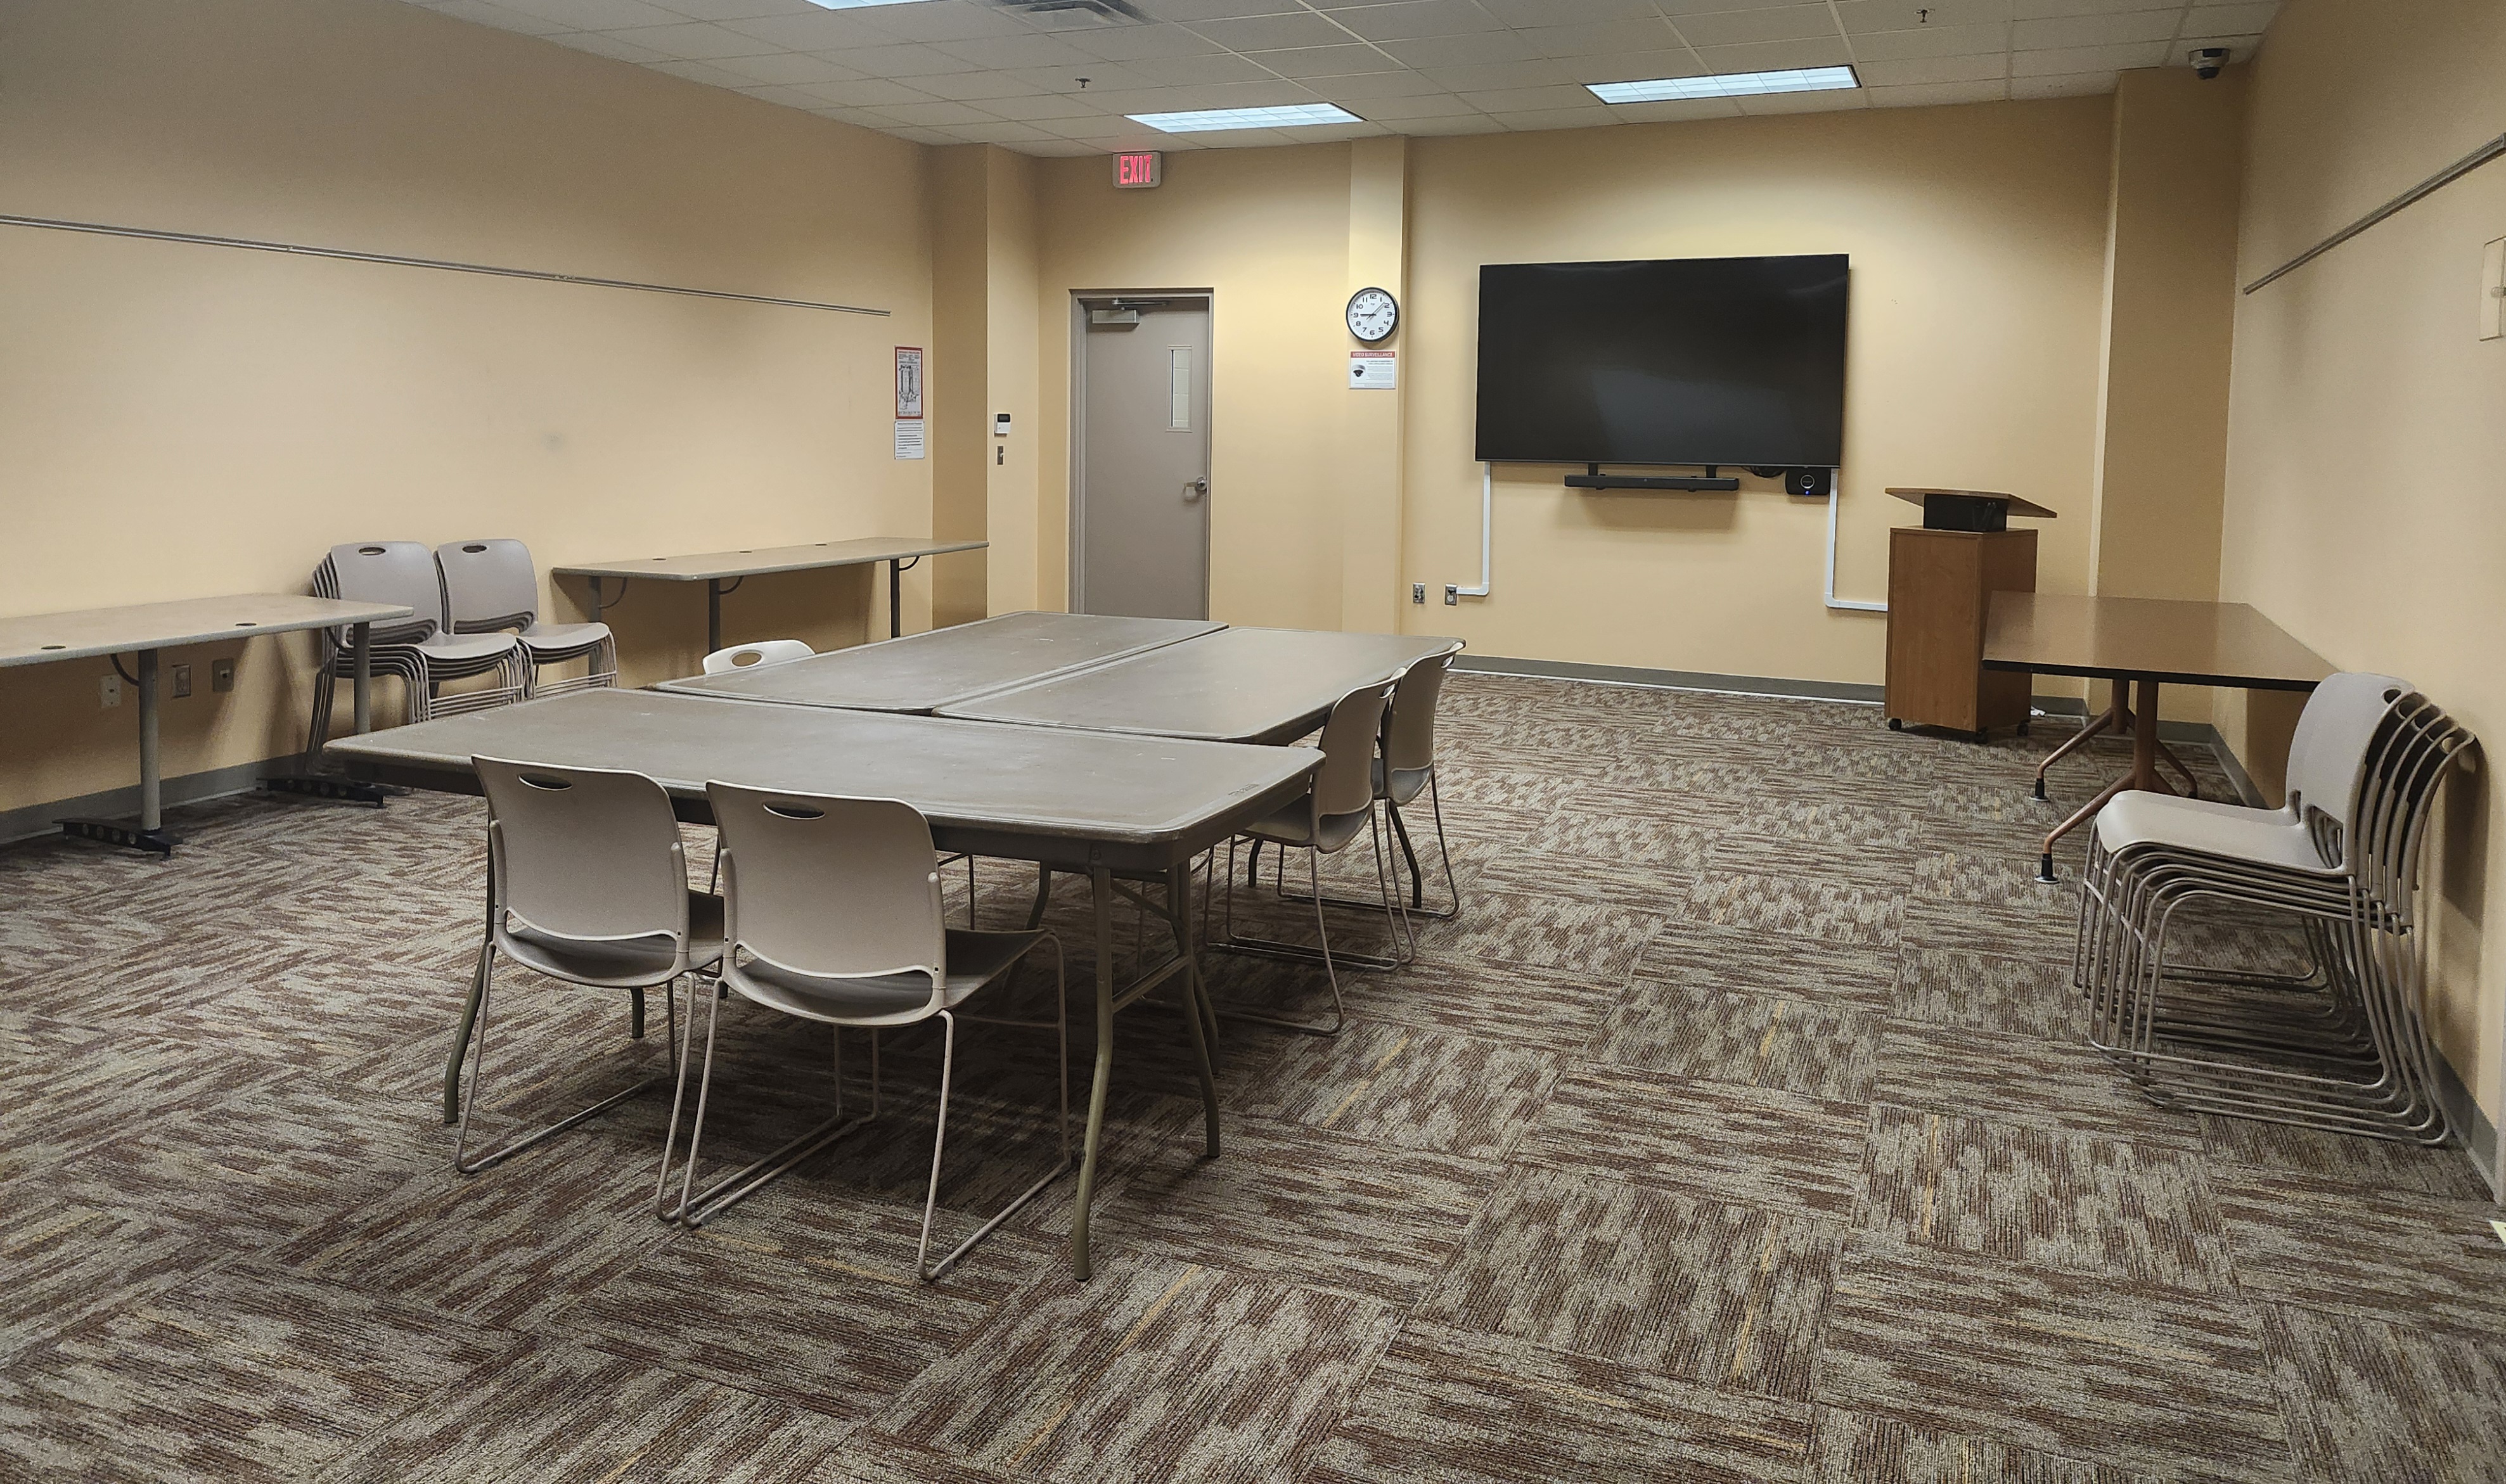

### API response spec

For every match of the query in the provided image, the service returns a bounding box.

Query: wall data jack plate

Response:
[1412,582,1425,604]
[211,658,236,693]
[172,663,193,699]
[100,673,122,708]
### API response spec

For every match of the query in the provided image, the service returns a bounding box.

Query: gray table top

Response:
[552,536,987,584]
[0,595,416,668]
[937,627,1464,745]
[323,688,1319,866]
[653,611,1226,713]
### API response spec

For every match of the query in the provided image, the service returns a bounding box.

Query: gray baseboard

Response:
[0,755,294,849]
[1454,653,1885,704]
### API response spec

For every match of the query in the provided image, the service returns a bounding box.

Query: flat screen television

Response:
[1473,254,1849,468]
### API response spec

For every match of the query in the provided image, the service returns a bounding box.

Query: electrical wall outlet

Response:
[1444,584,1459,606]
[1411,582,1425,604]
[100,673,122,708]
[172,663,193,698]
[211,659,236,693]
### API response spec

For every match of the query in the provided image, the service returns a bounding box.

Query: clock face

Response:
[1346,286,1398,343]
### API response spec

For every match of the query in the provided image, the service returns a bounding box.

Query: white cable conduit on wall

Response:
[1448,466,1883,613]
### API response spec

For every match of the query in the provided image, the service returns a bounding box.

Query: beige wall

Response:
[0,0,936,819]
[2219,0,2506,1128]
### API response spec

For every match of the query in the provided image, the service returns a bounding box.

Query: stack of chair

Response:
[306,542,527,754]
[2073,672,2476,1143]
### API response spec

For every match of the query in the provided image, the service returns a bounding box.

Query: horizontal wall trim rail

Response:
[0,212,890,316]
[2242,130,2506,293]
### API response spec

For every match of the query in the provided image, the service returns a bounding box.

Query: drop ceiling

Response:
[402,0,2277,156]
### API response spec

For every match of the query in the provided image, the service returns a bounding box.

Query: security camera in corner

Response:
[2190,46,2229,80]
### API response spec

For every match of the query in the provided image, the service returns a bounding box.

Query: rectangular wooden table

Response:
[938,627,1465,745]
[1983,592,2333,881]
[0,594,414,855]
[323,687,1320,1282]
[655,610,1222,714]
[555,537,989,652]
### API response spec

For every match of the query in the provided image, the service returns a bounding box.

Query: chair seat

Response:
[2096,791,2332,875]
[416,630,524,665]
[502,890,726,984]
[1242,798,1371,853]
[519,620,612,655]
[1371,759,1432,808]
[726,928,1044,1027]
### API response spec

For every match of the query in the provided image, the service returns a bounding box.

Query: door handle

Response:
[1184,477,1207,501]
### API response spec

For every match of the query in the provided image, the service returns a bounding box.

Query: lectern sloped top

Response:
[1885,487,2059,520]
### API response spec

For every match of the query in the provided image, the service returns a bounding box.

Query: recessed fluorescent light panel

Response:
[1127,103,1363,133]
[1588,66,1860,105]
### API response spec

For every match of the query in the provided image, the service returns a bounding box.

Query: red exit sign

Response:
[1113,151,1162,189]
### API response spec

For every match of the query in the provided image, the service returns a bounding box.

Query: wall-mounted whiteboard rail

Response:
[2242,130,2506,294]
[0,212,890,316]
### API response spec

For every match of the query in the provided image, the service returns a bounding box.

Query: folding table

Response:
[1983,592,2332,881]
[323,687,1320,1281]
[655,610,1222,714]
[555,536,989,652]
[0,594,413,855]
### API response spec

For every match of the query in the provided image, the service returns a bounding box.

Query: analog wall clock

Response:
[1345,286,1398,343]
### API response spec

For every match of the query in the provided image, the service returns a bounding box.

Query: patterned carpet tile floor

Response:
[3,672,2502,1482]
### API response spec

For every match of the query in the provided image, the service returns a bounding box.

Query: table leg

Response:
[1165,862,1222,1157]
[1024,862,1053,931]
[890,560,903,639]
[2033,679,2124,802]
[707,581,725,655]
[1070,864,1119,1281]
[137,649,162,834]
[2128,678,2163,791]
[350,622,373,736]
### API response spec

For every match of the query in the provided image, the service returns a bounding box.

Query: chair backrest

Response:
[702,639,816,675]
[2284,671,2412,837]
[435,539,541,634]
[707,782,948,987]
[1383,653,1452,774]
[475,756,691,948]
[2351,693,2474,919]
[318,541,444,644]
[1315,677,1396,821]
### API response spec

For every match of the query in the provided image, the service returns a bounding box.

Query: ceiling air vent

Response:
[990,0,1146,25]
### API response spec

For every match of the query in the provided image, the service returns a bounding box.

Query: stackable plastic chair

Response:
[656,784,1068,1282]
[435,540,616,697]
[1280,651,1462,928]
[702,639,814,674]
[2072,674,2476,1142]
[1207,676,1404,1035]
[454,757,724,1174]
[306,542,525,755]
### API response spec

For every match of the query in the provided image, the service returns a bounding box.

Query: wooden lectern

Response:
[1882,488,2057,739]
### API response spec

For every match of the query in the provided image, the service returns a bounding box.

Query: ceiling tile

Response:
[2009,39,2168,72]
[1688,35,1853,70]
[1320,0,1507,42]
[1378,30,1540,68]
[1602,96,1745,122]
[932,33,1102,70]
[705,49,857,84]
[1006,63,1156,91]
[1185,11,1356,49]
[977,91,1106,118]
[648,0,811,18]
[1848,22,2010,58]
[1513,18,1686,57]
[1313,68,1463,98]
[781,75,937,106]
[1133,0,1306,21]
[1865,77,2011,104]
[1413,58,1577,89]
[1558,50,1707,84]
[2009,67,2120,95]
[1391,113,1509,133]
[1474,0,1661,22]
[719,11,903,49]
[886,125,969,144]
[1854,51,2008,84]
[1655,0,1823,12]
[948,120,1065,143]
[1486,105,1617,131]
[1124,52,1283,84]
[832,42,969,77]
[860,3,1039,42]
[1014,139,1104,156]
[1735,84,1870,112]
[2012,0,2171,15]
[1347,90,1481,117]
[880,98,1005,126]
[2010,10,2183,49]
[1058,25,1230,61]
[1671,5,1845,48]
[594,20,777,58]
[645,56,764,86]
[1249,43,1403,78]
[1456,83,1600,112]
[1834,0,2014,28]
[913,68,1061,99]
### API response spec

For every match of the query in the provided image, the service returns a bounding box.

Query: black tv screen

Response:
[1473,254,1849,468]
